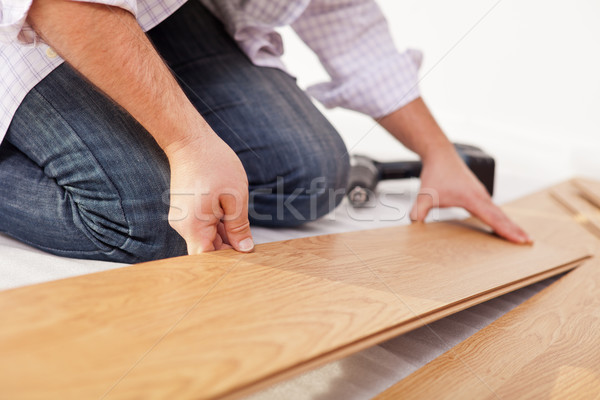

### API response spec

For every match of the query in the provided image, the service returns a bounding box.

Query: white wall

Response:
[279,0,600,195]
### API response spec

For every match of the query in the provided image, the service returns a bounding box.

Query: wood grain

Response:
[374,256,600,400]
[551,181,600,238]
[0,180,595,400]
[573,177,600,210]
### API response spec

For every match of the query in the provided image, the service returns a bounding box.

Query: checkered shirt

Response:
[0,0,421,143]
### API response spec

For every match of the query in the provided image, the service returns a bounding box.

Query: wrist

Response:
[379,98,455,164]
[158,107,215,158]
[419,138,455,165]
[162,128,213,160]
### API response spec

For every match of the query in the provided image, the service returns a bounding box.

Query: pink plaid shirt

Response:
[0,0,421,143]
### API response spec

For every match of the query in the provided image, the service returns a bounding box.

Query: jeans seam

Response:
[31,86,134,253]
[1,230,121,258]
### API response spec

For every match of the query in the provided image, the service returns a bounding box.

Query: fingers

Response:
[410,153,532,244]
[468,194,533,244]
[410,188,439,222]
[169,190,253,255]
[184,224,218,255]
[212,229,224,249]
[213,232,233,250]
[410,182,532,245]
[220,191,254,253]
[168,194,221,255]
[213,222,233,250]
[216,221,230,245]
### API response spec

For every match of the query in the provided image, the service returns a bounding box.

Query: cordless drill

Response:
[346,143,495,207]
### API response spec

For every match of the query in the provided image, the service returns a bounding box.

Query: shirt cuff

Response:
[307,48,423,119]
[0,1,35,45]
[0,0,138,45]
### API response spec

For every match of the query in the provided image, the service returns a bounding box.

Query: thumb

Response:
[220,192,254,252]
[410,188,438,222]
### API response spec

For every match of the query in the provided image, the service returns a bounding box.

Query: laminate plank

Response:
[0,180,595,400]
[573,177,600,210]
[551,181,600,238]
[374,256,600,400]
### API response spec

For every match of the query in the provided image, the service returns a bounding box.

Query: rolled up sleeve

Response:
[0,1,36,44]
[0,0,138,45]
[291,0,422,118]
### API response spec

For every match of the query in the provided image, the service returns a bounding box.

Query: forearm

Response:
[378,97,455,163]
[27,0,255,254]
[27,0,208,152]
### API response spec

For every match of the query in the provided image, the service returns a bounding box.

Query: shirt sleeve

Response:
[291,0,422,118]
[0,0,138,45]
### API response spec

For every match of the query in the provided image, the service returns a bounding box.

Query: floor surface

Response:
[0,172,578,399]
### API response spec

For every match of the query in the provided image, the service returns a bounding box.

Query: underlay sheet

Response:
[0,175,572,399]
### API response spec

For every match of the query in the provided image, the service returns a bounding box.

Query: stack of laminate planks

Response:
[0,179,597,399]
[551,178,600,238]
[376,178,600,399]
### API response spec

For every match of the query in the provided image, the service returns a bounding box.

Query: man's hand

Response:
[28,0,254,254]
[411,145,531,243]
[166,134,253,254]
[379,97,532,244]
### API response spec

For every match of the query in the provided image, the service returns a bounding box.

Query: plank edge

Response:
[218,257,588,400]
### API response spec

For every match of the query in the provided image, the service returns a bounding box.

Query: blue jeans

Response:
[0,1,349,263]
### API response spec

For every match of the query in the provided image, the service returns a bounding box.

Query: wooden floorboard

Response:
[551,180,600,238]
[0,180,595,400]
[374,255,600,400]
[574,177,600,210]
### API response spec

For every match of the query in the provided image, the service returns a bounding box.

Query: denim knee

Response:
[249,136,350,227]
[68,183,187,263]
[298,150,350,223]
[119,204,188,263]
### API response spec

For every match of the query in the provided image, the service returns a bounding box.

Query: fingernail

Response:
[525,234,533,243]
[520,234,532,244]
[238,238,254,252]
